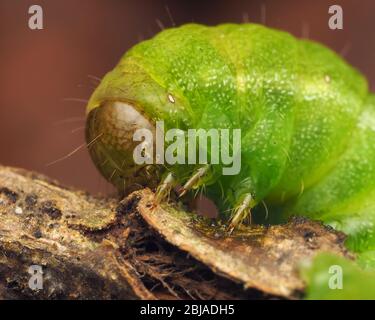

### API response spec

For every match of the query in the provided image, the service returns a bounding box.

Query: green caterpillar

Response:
[85,23,375,263]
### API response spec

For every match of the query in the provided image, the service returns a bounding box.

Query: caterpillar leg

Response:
[179,164,211,198]
[154,172,176,204]
[227,193,255,233]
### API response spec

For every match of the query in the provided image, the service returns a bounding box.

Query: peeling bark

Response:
[0,165,351,299]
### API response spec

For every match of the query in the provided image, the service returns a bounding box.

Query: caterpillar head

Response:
[86,99,162,193]
[85,60,188,193]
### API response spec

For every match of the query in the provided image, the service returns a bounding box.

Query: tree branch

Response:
[0,165,351,299]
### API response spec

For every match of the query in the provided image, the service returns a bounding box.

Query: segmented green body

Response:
[86,24,375,260]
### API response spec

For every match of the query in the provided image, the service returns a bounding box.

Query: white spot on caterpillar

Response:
[168,94,175,103]
[359,109,375,132]
[324,75,331,83]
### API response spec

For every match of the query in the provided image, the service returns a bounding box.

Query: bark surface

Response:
[0,165,351,299]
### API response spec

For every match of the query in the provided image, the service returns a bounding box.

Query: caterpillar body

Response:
[86,24,375,258]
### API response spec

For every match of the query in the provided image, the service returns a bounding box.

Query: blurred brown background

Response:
[0,0,374,194]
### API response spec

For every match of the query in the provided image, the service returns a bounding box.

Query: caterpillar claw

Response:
[178,164,210,198]
[154,172,176,205]
[227,193,254,234]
